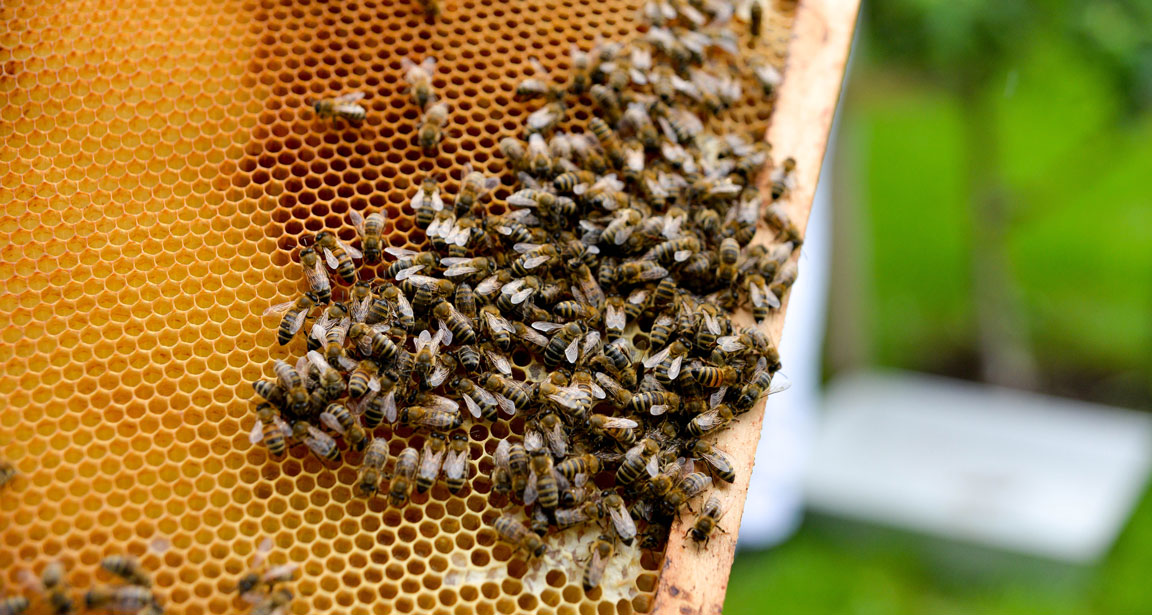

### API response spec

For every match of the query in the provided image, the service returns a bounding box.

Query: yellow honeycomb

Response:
[0,0,794,614]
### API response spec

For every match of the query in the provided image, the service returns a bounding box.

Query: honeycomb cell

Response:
[0,0,793,613]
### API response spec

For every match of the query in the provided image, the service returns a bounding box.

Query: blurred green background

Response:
[726,0,1152,612]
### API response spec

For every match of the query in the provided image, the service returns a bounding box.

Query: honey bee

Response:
[685,364,741,388]
[455,165,501,217]
[555,500,602,529]
[346,360,380,399]
[347,323,399,365]
[251,588,292,615]
[410,177,446,229]
[39,562,73,615]
[615,261,669,286]
[686,405,733,437]
[312,91,366,123]
[0,460,16,490]
[250,403,290,458]
[357,438,389,497]
[771,260,798,302]
[499,137,528,173]
[402,57,438,111]
[483,373,529,414]
[430,300,476,345]
[601,491,637,545]
[526,132,553,179]
[535,413,570,458]
[349,210,385,263]
[0,598,29,615]
[403,274,455,312]
[493,515,548,558]
[643,340,690,384]
[524,450,562,509]
[691,441,736,484]
[582,536,614,591]
[413,327,444,382]
[388,447,420,507]
[688,495,726,545]
[298,248,332,305]
[265,292,318,346]
[319,403,368,452]
[664,471,712,513]
[314,230,362,284]
[543,322,585,366]
[568,44,591,94]
[418,102,450,154]
[100,556,150,587]
[616,438,660,485]
[515,57,554,99]
[477,305,514,350]
[588,117,624,168]
[84,586,154,613]
[292,421,340,462]
[440,256,495,281]
[419,0,440,18]
[443,433,470,493]
[416,433,448,493]
[525,98,566,134]
[645,236,701,265]
[748,0,763,44]
[491,439,513,495]
[588,414,639,446]
[554,454,600,480]
[400,405,463,431]
[748,55,783,96]
[507,442,531,496]
[271,360,309,415]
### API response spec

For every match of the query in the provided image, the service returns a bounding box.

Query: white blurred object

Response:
[806,371,1152,562]
[736,136,832,549]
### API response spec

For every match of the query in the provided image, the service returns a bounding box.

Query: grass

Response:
[725,486,1152,614]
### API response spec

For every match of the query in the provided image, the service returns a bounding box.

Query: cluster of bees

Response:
[1,557,163,615]
[256,0,796,591]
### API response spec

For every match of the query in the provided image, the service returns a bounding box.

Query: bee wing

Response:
[462,393,483,418]
[350,210,366,234]
[668,355,683,380]
[493,391,517,416]
[339,240,363,260]
[444,263,479,277]
[521,255,551,270]
[511,288,534,304]
[544,427,568,457]
[307,350,333,373]
[643,345,672,369]
[249,420,265,445]
[263,300,297,317]
[395,264,425,281]
[319,411,346,435]
[600,417,638,429]
[715,335,745,352]
[415,329,432,351]
[581,330,601,359]
[321,247,341,269]
[523,468,539,504]
[472,386,499,406]
[430,189,444,211]
[427,394,460,414]
[428,363,452,389]
[333,91,366,104]
[483,311,513,335]
[382,390,398,423]
[609,504,637,541]
[495,439,511,469]
[483,349,512,376]
[564,336,581,364]
[294,355,312,385]
[262,564,299,582]
[585,381,606,400]
[605,304,626,330]
[638,265,669,281]
[650,404,669,416]
[519,326,549,348]
[444,449,468,480]
[533,321,564,333]
[290,309,309,336]
[768,372,791,395]
[367,376,381,392]
[700,449,733,474]
[524,428,544,453]
[709,386,728,407]
[436,320,453,346]
[645,455,660,478]
[507,190,538,208]
[304,259,331,291]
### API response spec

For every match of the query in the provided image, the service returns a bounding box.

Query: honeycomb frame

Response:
[0,0,857,612]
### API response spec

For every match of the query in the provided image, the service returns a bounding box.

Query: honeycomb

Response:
[0,0,795,613]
